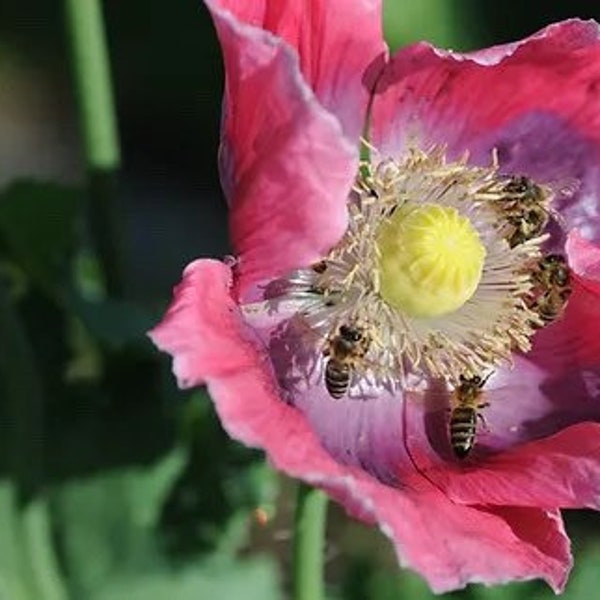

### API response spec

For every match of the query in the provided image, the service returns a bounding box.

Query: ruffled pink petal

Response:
[371,20,600,240]
[567,229,600,289]
[392,335,600,511]
[149,259,259,384]
[399,500,570,593]
[258,316,413,484]
[420,422,600,511]
[382,350,597,501]
[372,19,600,155]
[384,237,600,511]
[462,19,600,65]
[206,0,386,142]
[205,1,358,299]
[255,301,600,514]
[150,260,571,592]
[316,475,571,593]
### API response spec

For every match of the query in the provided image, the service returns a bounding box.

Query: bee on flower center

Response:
[495,176,552,248]
[272,145,561,399]
[491,175,578,248]
[449,374,491,459]
[323,324,371,399]
[526,254,572,326]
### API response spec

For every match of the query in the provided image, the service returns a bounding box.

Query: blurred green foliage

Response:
[0,177,283,597]
[384,0,478,50]
[2,1,600,599]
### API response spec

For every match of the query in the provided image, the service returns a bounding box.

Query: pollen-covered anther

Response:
[273,145,549,387]
[377,203,486,318]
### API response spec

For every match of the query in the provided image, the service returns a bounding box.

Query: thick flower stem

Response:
[64,0,125,297]
[293,483,329,600]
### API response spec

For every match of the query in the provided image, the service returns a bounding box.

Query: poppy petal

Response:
[205,1,358,298]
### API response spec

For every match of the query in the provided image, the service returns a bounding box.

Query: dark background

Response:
[1,2,600,599]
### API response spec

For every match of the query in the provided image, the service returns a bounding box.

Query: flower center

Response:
[377,203,486,318]
[267,146,554,389]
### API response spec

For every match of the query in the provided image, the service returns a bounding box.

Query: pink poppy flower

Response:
[150,0,600,593]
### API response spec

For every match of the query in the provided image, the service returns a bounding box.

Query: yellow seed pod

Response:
[377,203,486,318]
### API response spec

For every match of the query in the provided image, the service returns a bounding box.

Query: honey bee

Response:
[527,254,572,325]
[449,374,490,459]
[323,324,371,399]
[494,176,578,248]
[496,176,552,247]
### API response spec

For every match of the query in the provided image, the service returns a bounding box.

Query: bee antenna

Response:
[481,371,494,386]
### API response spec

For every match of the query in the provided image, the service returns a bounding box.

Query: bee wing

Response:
[404,376,528,411]
[539,177,580,228]
[546,177,581,198]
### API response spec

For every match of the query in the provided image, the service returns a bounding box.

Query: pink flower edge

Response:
[371,19,600,179]
[205,0,359,299]
[439,19,600,66]
[150,12,600,594]
[205,0,387,143]
[149,259,576,592]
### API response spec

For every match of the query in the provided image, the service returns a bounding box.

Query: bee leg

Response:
[476,411,490,432]
[559,288,573,302]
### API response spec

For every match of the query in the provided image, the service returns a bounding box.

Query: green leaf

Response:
[161,395,279,559]
[344,564,438,600]
[528,544,600,600]
[52,447,283,599]
[21,498,69,600]
[70,295,155,350]
[0,281,46,494]
[0,482,35,600]
[473,581,539,600]
[92,556,282,600]
[0,181,81,296]
[0,484,69,600]
[383,0,477,51]
[54,448,187,596]
[563,545,600,600]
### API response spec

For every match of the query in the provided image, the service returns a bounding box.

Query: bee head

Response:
[339,325,362,342]
[545,254,565,266]
[458,374,485,388]
[505,176,530,194]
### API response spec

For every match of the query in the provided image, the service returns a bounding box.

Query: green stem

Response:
[64,0,120,171]
[293,483,328,600]
[87,169,124,297]
[0,280,44,498]
[0,280,69,599]
[23,499,69,600]
[64,0,124,297]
